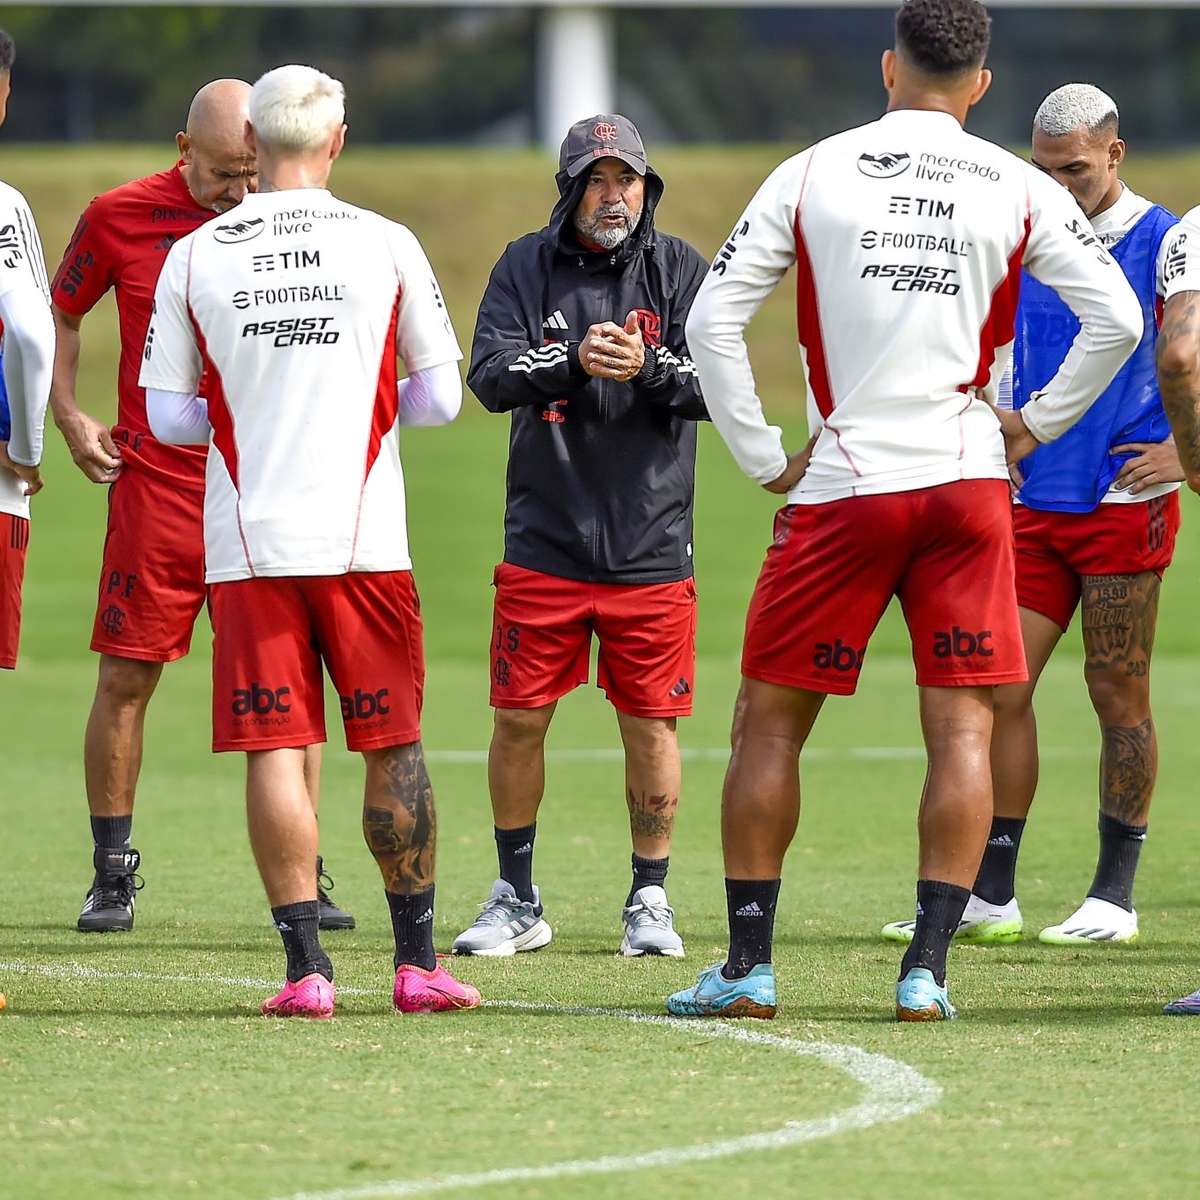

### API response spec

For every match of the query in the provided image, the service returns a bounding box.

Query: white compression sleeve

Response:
[146,387,210,445]
[397,360,462,427]
[0,287,55,466]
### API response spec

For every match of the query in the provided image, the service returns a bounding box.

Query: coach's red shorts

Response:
[0,513,30,670]
[1014,492,1181,630]
[209,570,425,753]
[741,479,1027,695]
[489,562,697,718]
[90,468,207,662]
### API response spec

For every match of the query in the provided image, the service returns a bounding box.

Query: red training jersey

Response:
[51,164,213,490]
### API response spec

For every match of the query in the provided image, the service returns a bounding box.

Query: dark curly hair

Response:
[895,0,991,76]
[0,30,14,73]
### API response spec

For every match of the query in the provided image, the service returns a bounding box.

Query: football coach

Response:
[459,114,709,960]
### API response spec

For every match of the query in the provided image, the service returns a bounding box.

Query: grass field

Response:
[3,145,1200,1200]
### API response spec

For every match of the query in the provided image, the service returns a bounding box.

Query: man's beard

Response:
[575,201,642,251]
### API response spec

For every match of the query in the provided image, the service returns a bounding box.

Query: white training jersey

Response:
[0,180,53,520]
[1162,204,1200,301]
[997,185,1179,506]
[139,188,461,583]
[686,109,1144,504]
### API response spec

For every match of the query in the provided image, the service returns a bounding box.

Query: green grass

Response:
[3,146,1200,1200]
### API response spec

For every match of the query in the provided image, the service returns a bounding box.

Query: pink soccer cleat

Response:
[261,972,335,1019]
[393,962,482,1013]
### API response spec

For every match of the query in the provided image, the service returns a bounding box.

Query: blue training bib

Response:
[1011,204,1177,512]
[0,351,8,442]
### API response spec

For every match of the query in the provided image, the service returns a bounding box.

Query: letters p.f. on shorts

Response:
[741,478,1028,695]
[209,570,425,753]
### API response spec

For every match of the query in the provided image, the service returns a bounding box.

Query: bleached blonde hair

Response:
[1034,84,1119,139]
[249,65,345,153]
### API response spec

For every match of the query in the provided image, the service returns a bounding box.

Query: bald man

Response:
[49,80,354,934]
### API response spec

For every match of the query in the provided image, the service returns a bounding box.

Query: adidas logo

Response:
[274,920,292,932]
[416,908,434,924]
[735,901,765,918]
[514,842,533,855]
[542,309,569,331]
[987,834,1014,848]
[915,903,924,916]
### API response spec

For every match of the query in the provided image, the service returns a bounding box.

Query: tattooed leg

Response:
[1081,572,1160,826]
[617,712,681,859]
[362,741,437,894]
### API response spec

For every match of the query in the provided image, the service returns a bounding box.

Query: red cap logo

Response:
[593,122,619,143]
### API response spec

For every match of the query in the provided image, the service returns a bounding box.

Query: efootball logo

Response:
[213,217,265,244]
[857,151,911,179]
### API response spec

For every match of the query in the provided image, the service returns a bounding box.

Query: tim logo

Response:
[99,605,127,637]
[858,151,911,179]
[933,628,994,659]
[213,216,265,245]
[632,309,662,348]
[593,121,619,143]
[340,688,390,721]
[232,683,292,716]
[813,640,865,672]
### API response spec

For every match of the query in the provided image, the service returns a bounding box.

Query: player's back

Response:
[162,189,446,581]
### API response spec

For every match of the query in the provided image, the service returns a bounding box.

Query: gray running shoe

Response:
[621,885,685,958]
[452,879,552,957]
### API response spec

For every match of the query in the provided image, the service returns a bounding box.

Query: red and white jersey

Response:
[139,188,461,583]
[686,109,1143,504]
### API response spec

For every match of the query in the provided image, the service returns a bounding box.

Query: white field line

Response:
[0,959,942,1200]
[428,745,1093,765]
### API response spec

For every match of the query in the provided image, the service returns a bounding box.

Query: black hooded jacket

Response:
[467,162,709,584]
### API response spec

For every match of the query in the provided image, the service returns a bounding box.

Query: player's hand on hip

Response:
[0,443,44,497]
[580,314,645,382]
[997,409,1039,478]
[763,434,819,495]
[1110,439,1187,495]
[57,409,122,483]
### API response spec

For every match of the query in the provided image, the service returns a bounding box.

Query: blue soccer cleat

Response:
[1164,988,1200,1016]
[896,967,958,1022]
[666,961,776,1019]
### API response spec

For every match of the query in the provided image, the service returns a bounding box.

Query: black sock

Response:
[723,878,781,980]
[971,816,1026,905]
[900,880,970,987]
[1088,813,1147,912]
[387,885,436,971]
[271,901,332,983]
[91,814,132,850]
[495,824,537,904]
[628,854,669,904]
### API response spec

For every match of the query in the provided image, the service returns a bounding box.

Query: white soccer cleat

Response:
[621,885,685,958]
[1038,896,1138,945]
[880,893,1023,945]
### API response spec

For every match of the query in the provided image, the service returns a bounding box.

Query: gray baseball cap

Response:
[559,114,649,178]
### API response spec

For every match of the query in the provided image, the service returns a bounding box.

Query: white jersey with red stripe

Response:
[686,108,1143,504]
[138,187,461,583]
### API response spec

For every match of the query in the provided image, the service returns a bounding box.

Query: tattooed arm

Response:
[1156,291,1200,492]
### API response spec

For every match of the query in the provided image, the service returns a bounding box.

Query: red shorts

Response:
[742,479,1027,695]
[1015,492,1181,630]
[91,468,207,662]
[0,513,30,670]
[489,562,697,718]
[209,571,425,753]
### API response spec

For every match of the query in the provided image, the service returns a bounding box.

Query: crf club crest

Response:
[633,308,662,347]
[593,121,619,142]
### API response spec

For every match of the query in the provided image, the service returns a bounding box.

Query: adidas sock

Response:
[723,878,780,980]
[628,854,669,904]
[91,814,132,851]
[271,901,332,983]
[971,816,1026,905]
[495,823,537,904]
[1087,813,1147,912]
[387,885,437,971]
[900,880,970,987]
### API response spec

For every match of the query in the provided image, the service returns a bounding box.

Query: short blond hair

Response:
[250,65,345,153]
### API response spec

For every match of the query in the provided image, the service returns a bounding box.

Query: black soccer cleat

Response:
[317,856,356,931]
[78,847,143,933]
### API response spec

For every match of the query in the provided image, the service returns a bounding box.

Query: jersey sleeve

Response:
[49,197,118,316]
[0,185,51,305]
[389,224,462,375]
[138,238,203,394]
[1162,210,1200,301]
[684,154,808,485]
[1017,171,1145,444]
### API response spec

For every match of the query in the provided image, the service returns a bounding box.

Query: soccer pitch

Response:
[3,146,1200,1199]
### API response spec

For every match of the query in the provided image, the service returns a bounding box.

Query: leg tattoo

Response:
[627,788,678,841]
[1100,719,1155,826]
[363,743,436,894]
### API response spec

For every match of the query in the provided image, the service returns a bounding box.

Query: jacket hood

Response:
[549,160,665,261]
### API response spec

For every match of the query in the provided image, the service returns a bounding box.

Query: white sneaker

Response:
[880,893,1023,945]
[451,879,553,957]
[621,885,685,958]
[1039,896,1138,945]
